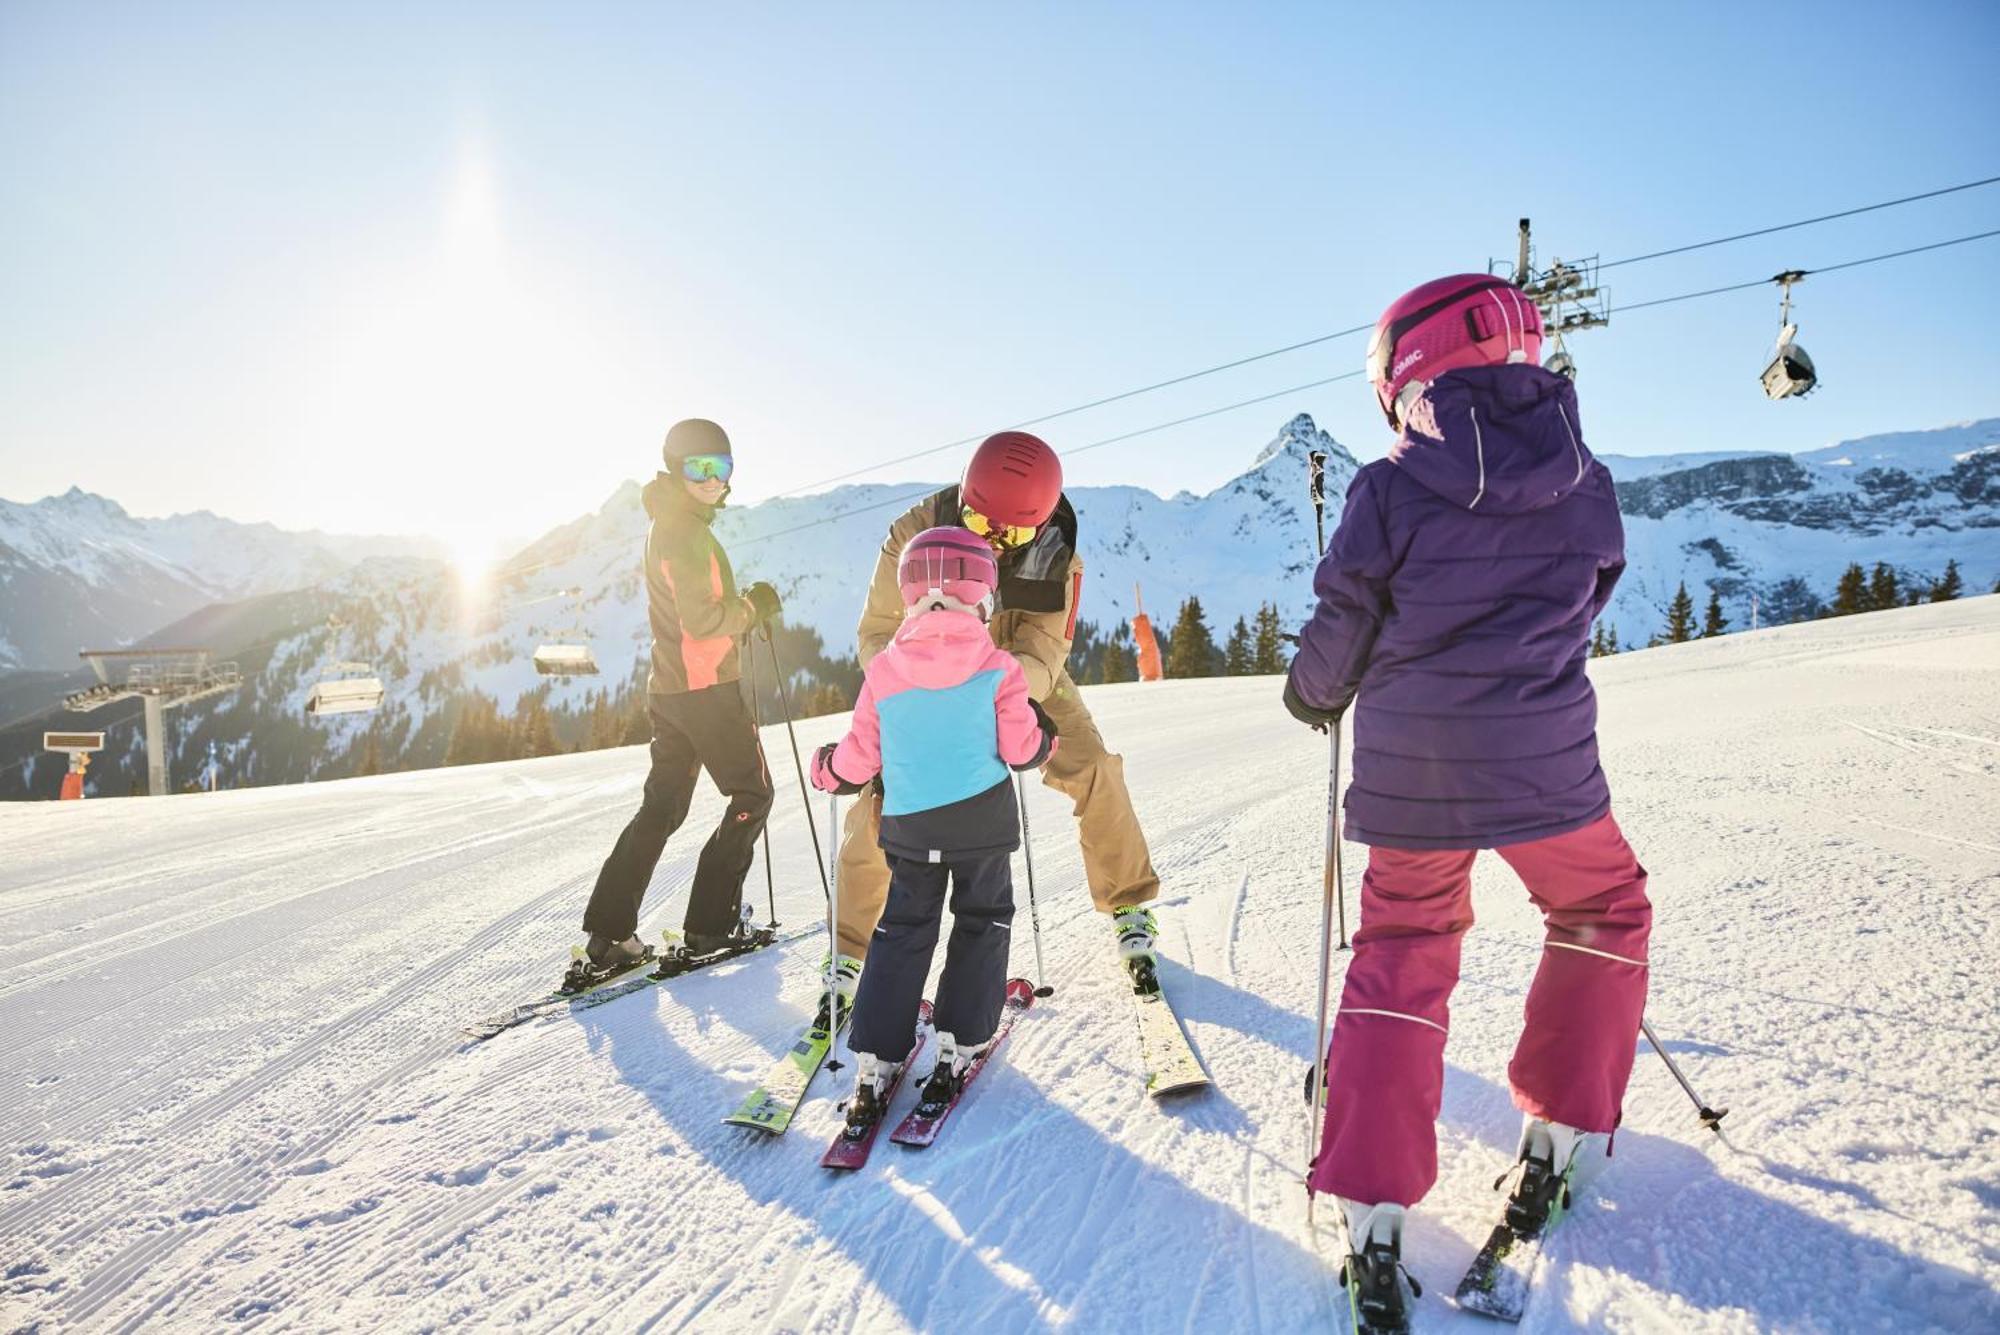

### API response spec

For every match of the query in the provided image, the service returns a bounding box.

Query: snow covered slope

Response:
[4,599,1996,1331]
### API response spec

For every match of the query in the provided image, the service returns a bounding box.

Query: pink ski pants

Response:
[1309,812,1651,1206]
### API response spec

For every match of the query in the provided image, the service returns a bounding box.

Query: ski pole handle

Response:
[1308,450,1328,557]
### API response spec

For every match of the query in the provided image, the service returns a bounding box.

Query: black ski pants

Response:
[582,683,773,941]
[849,851,1014,1059]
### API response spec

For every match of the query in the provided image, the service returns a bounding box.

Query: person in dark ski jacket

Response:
[809,526,1055,1127]
[1285,276,1651,1298]
[578,418,784,971]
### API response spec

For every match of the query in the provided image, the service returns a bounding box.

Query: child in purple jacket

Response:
[1285,274,1651,1322]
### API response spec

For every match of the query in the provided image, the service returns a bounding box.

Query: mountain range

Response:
[2,412,1995,798]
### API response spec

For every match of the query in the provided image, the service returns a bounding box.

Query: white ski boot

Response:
[1502,1116,1609,1236]
[915,1030,988,1112]
[844,1051,901,1134]
[817,953,862,1027]
[1112,906,1160,993]
[1336,1198,1420,1334]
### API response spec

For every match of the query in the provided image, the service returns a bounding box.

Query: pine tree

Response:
[446,693,506,766]
[1605,625,1620,654]
[1223,617,1253,675]
[513,694,560,758]
[1164,596,1219,678]
[1868,563,1900,612]
[1931,559,1963,602]
[1093,621,1137,683]
[1832,563,1870,616]
[1589,622,1609,657]
[1664,582,1697,644]
[1251,603,1288,674]
[355,733,382,777]
[1701,589,1728,638]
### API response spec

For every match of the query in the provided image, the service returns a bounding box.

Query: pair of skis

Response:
[821,978,1037,1169]
[461,922,814,1042]
[1329,1156,1582,1333]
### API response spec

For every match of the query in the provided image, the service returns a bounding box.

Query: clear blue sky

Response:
[3,1,1996,564]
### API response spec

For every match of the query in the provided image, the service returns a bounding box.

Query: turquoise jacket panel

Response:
[876,669,1010,817]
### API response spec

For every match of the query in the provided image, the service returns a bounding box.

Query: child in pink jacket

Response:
[811,526,1055,1132]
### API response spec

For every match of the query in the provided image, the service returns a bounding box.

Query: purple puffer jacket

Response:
[1289,365,1624,849]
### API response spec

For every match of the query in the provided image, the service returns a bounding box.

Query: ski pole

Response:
[763,631,831,904]
[1307,721,1344,1221]
[743,635,777,926]
[1015,772,1054,998]
[1640,1019,1730,1137]
[827,789,841,1029]
[1304,448,1349,954]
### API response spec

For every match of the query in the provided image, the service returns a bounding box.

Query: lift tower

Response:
[65,649,242,796]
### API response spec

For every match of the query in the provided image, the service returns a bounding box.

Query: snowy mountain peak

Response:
[50,485,133,520]
[1252,412,1339,468]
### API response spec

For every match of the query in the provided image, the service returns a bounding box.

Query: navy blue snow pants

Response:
[848,851,1014,1059]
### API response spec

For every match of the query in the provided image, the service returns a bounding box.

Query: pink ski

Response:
[889,978,1035,1149]
[822,1001,931,1171]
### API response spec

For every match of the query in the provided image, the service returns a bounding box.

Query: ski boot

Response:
[1113,906,1160,994]
[912,1031,986,1117]
[1336,1199,1420,1335]
[562,933,656,993]
[1497,1117,1606,1239]
[680,903,760,958]
[808,953,861,1031]
[841,1051,900,1139]
[823,953,862,1007]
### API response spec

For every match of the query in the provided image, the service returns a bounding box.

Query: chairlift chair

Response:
[533,640,600,676]
[306,662,386,716]
[532,589,599,676]
[1761,271,1817,400]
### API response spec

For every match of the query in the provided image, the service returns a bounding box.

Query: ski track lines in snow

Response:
[4,600,2000,1332]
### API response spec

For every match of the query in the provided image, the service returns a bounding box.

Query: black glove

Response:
[743,581,782,626]
[1282,674,1343,733]
[1029,698,1058,739]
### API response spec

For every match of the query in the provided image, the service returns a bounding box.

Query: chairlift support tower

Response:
[1497,218,1610,379]
[65,649,241,796]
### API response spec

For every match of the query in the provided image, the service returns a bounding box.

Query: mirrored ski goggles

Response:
[680,453,734,483]
[960,505,1037,550]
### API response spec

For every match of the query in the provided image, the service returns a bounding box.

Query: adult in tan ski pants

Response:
[833,487,1159,961]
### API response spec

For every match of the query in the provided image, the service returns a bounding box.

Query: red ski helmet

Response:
[898,525,1000,617]
[959,431,1063,544]
[1365,275,1542,429]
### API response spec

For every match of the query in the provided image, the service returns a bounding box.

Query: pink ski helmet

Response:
[1365,275,1543,429]
[898,525,1001,617]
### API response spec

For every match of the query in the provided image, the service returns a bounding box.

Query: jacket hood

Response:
[890,609,1000,690]
[643,472,719,524]
[1389,366,1595,515]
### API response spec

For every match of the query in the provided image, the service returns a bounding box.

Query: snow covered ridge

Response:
[2,412,1996,800]
[0,487,444,670]
[2,599,1996,1331]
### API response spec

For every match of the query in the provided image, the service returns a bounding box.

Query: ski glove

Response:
[1030,698,1059,739]
[1010,698,1059,771]
[743,581,782,626]
[1282,674,1344,733]
[810,742,866,796]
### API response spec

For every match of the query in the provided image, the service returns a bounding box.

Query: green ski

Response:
[722,995,851,1135]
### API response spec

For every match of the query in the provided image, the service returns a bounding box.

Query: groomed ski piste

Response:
[4,599,1997,1333]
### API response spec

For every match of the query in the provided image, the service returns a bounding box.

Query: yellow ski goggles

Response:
[961,505,1037,550]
